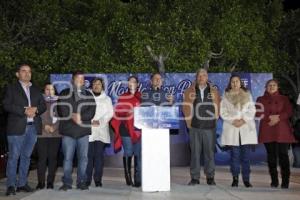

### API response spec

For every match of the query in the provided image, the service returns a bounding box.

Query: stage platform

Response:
[0,166,299,200]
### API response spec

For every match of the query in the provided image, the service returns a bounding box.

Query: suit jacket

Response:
[3,81,46,135]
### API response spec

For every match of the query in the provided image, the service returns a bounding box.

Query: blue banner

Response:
[51,72,272,165]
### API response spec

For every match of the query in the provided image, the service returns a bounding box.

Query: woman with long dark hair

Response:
[220,75,257,188]
[111,76,142,187]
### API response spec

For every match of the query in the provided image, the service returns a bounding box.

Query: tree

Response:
[0,0,291,94]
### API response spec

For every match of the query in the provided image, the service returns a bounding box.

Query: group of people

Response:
[182,69,296,189]
[2,64,297,196]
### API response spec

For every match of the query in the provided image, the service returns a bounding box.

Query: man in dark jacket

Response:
[141,72,174,106]
[182,68,220,186]
[57,71,96,191]
[3,64,46,196]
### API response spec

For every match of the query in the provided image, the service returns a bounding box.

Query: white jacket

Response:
[89,92,113,143]
[220,90,258,146]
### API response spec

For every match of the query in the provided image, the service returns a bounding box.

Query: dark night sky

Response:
[283,0,300,10]
[120,0,300,11]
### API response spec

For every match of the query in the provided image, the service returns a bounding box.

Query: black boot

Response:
[123,157,133,186]
[279,151,290,189]
[133,156,141,187]
[270,169,279,188]
[281,169,290,189]
[231,176,238,187]
[243,180,252,188]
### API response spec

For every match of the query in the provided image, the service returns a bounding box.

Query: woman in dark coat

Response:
[36,83,61,189]
[256,79,297,189]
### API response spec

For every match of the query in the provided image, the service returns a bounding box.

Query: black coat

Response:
[2,82,46,135]
[57,88,96,139]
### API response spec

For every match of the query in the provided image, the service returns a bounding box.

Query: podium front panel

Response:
[141,128,170,192]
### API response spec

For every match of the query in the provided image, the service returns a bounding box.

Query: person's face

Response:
[92,80,103,93]
[73,74,85,88]
[128,77,138,91]
[44,84,55,96]
[267,81,278,94]
[230,77,241,91]
[16,65,31,82]
[196,72,208,86]
[151,74,162,89]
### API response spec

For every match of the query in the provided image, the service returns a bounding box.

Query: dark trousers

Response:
[264,142,290,180]
[230,145,251,181]
[36,137,61,184]
[86,141,106,184]
[189,128,215,179]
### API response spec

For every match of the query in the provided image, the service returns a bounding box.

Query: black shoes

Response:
[59,184,72,191]
[188,179,200,185]
[77,182,89,190]
[243,181,253,188]
[36,182,45,190]
[5,186,16,196]
[281,180,289,189]
[231,176,252,188]
[231,176,239,187]
[95,181,102,187]
[16,184,34,192]
[207,177,216,185]
[133,181,141,188]
[47,182,54,189]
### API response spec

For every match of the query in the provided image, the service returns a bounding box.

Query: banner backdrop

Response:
[51,73,272,165]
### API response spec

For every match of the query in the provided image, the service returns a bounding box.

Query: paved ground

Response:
[0,166,299,200]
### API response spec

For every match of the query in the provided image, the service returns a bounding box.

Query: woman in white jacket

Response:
[220,75,257,188]
[86,78,113,187]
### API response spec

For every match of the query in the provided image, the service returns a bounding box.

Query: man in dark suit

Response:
[3,64,46,196]
[57,71,96,191]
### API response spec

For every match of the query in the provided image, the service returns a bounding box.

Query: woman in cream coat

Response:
[86,78,113,187]
[220,75,257,188]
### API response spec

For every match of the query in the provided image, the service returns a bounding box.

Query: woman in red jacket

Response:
[111,76,141,187]
[256,79,297,189]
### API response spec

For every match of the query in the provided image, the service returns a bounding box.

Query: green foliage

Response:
[0,0,294,91]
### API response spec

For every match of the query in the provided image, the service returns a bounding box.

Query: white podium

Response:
[141,128,170,192]
[134,106,179,192]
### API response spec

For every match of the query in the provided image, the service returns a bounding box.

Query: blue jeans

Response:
[122,136,141,182]
[6,125,37,187]
[62,135,89,186]
[292,145,300,168]
[230,145,251,181]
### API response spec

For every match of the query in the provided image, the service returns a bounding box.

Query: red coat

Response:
[256,91,296,143]
[111,91,141,152]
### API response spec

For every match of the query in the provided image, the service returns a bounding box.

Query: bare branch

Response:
[146,45,168,74]
[146,45,158,60]
[210,48,224,58]
[203,48,224,70]
[229,60,238,73]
